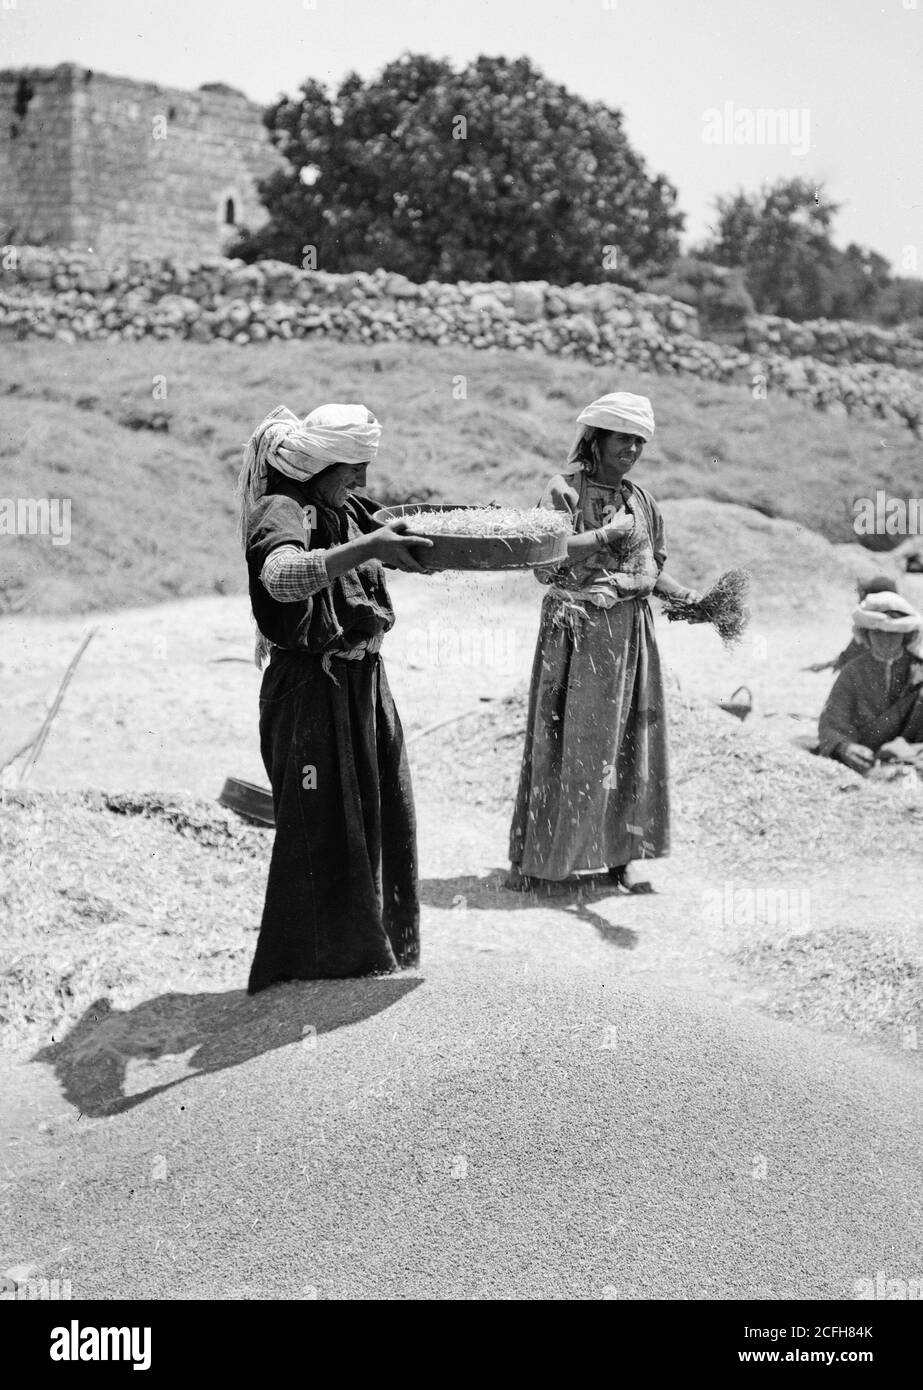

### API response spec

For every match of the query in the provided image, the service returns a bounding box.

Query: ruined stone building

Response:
[0,64,283,258]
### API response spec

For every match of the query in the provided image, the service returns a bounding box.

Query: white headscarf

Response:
[566,392,656,470]
[852,591,922,636]
[236,403,381,546]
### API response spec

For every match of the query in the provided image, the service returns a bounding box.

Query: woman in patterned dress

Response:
[507,392,700,893]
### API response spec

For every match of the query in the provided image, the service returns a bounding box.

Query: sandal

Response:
[608,863,655,894]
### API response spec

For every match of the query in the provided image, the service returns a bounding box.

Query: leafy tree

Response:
[697,180,920,327]
[868,275,923,334]
[699,179,843,319]
[232,53,683,285]
[825,243,893,321]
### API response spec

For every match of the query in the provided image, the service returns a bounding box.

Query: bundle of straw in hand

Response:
[660,568,752,646]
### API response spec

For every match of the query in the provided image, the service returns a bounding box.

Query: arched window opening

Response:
[14,77,34,121]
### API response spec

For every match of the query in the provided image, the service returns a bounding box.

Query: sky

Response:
[2,0,921,274]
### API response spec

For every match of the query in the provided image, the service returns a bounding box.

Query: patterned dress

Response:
[508,472,671,880]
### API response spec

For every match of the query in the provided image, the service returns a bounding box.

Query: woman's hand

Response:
[654,573,700,604]
[838,742,875,773]
[877,737,922,764]
[372,518,435,573]
[600,514,635,543]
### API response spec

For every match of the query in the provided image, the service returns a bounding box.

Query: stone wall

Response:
[745,314,923,372]
[1,247,920,433]
[0,68,76,247]
[0,65,281,259]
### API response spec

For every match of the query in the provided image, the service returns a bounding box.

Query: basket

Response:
[718,685,753,722]
[371,504,569,572]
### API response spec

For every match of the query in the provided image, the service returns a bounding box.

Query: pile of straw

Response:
[404,506,572,539]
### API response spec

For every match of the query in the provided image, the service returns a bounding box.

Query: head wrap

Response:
[235,403,381,546]
[566,392,655,470]
[852,591,921,638]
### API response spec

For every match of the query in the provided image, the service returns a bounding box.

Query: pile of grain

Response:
[735,928,923,1040]
[412,686,922,871]
[0,791,268,1053]
[2,693,920,1053]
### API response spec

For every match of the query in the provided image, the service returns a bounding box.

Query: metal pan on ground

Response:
[218,777,275,827]
[372,503,569,571]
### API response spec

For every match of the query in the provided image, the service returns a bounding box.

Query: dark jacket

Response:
[245,474,394,656]
[818,650,923,756]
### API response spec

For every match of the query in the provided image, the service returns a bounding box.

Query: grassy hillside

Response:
[1,339,917,615]
[660,499,901,620]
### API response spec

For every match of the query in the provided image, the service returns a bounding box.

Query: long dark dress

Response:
[508,472,670,880]
[244,478,420,993]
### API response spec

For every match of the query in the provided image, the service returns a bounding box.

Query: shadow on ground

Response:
[32,976,422,1119]
[420,869,641,950]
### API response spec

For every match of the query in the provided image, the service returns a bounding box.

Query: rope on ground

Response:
[18,628,98,786]
[406,703,492,746]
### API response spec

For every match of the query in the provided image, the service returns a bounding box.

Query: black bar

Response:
[7,1298,918,1375]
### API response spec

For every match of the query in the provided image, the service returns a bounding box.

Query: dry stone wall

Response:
[1,247,921,433]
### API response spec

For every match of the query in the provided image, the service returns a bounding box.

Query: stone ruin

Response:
[0,63,282,259]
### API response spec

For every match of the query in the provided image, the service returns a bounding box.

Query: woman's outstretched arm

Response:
[260,522,434,600]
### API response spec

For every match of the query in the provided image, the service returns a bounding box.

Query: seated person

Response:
[805,574,898,672]
[818,592,923,774]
